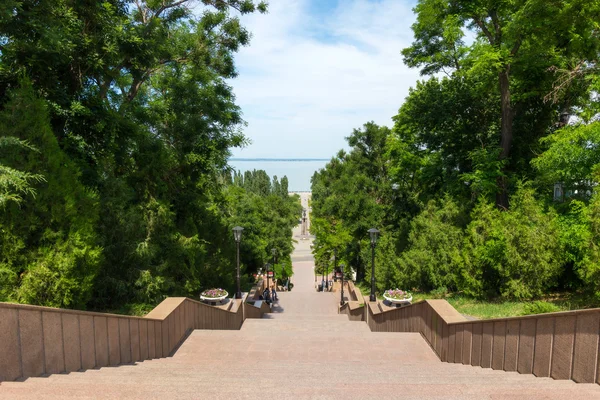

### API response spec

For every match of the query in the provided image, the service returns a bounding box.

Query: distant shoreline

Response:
[229,158,329,162]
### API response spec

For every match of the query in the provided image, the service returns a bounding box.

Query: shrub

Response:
[521,301,561,316]
[398,196,465,291]
[430,286,448,299]
[462,184,562,300]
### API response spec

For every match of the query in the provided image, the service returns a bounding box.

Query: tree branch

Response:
[510,38,522,57]
[473,17,495,45]
[154,0,189,19]
[135,0,148,23]
[490,9,501,43]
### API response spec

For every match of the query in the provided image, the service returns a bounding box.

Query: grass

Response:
[355,282,600,320]
[103,303,156,316]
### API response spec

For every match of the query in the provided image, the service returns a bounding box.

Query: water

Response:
[228,159,329,192]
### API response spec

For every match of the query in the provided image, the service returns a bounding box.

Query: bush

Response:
[521,301,561,316]
[398,196,465,292]
[0,83,101,308]
[430,286,448,299]
[573,189,600,299]
[462,184,562,300]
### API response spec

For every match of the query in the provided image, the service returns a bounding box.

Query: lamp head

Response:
[233,226,244,242]
[368,228,380,245]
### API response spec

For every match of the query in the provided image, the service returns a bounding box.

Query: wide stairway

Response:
[2,219,600,398]
[3,293,600,399]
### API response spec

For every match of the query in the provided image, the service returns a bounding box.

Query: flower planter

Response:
[200,289,228,305]
[383,289,412,307]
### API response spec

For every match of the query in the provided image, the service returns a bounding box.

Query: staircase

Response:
[2,216,600,399]
[2,292,600,399]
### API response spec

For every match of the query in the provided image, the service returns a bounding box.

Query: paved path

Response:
[2,199,600,399]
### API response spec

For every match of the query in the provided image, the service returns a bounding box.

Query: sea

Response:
[228,159,329,192]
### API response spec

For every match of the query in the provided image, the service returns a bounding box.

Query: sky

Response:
[229,0,422,159]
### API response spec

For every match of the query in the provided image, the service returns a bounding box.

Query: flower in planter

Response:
[201,288,228,298]
[384,289,411,300]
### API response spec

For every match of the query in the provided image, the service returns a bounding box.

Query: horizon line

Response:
[229,158,330,162]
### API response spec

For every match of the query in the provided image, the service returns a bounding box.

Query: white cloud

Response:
[229,0,422,158]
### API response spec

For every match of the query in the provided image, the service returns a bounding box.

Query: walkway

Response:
[2,198,600,398]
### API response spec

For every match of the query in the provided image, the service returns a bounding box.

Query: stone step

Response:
[9,370,592,392]
[261,313,349,321]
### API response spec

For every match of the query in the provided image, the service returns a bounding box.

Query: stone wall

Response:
[0,297,243,382]
[366,298,600,385]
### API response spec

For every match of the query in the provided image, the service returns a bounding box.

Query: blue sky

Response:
[229,0,422,159]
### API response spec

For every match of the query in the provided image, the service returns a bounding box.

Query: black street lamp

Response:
[301,208,307,236]
[340,264,345,306]
[232,226,244,299]
[271,248,277,291]
[368,228,380,302]
[333,248,337,280]
[265,263,271,299]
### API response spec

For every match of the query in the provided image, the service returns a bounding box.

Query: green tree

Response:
[0,137,44,207]
[311,123,391,282]
[398,196,465,292]
[403,0,599,207]
[0,1,270,310]
[462,185,562,299]
[533,122,600,199]
[0,83,101,308]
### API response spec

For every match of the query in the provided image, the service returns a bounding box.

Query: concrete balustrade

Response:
[364,297,600,385]
[0,296,243,382]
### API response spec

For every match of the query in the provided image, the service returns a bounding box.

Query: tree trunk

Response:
[496,66,513,209]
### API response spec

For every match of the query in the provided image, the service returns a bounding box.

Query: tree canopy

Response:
[311,0,600,301]
[0,0,308,313]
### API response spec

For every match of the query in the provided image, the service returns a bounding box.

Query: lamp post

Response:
[271,247,277,290]
[340,264,345,306]
[368,228,380,302]
[333,248,337,280]
[301,208,307,236]
[232,226,244,299]
[265,263,271,299]
[321,261,324,291]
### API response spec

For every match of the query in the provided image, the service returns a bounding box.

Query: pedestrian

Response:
[262,287,271,304]
[271,285,278,301]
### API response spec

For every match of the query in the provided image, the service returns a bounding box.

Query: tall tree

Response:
[402,0,597,207]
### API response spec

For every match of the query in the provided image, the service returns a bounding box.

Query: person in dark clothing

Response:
[262,287,271,304]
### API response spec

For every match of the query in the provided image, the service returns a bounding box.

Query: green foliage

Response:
[521,301,561,316]
[461,147,506,200]
[0,137,45,207]
[567,191,600,299]
[310,0,600,310]
[311,122,391,281]
[401,0,599,206]
[533,122,600,197]
[227,173,301,278]
[0,1,283,312]
[463,185,562,299]
[398,196,465,292]
[0,82,101,308]
[362,233,401,295]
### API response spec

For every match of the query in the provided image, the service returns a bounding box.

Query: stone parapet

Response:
[0,296,244,382]
[364,298,600,385]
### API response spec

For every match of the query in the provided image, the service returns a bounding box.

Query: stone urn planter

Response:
[200,288,228,305]
[383,289,412,307]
